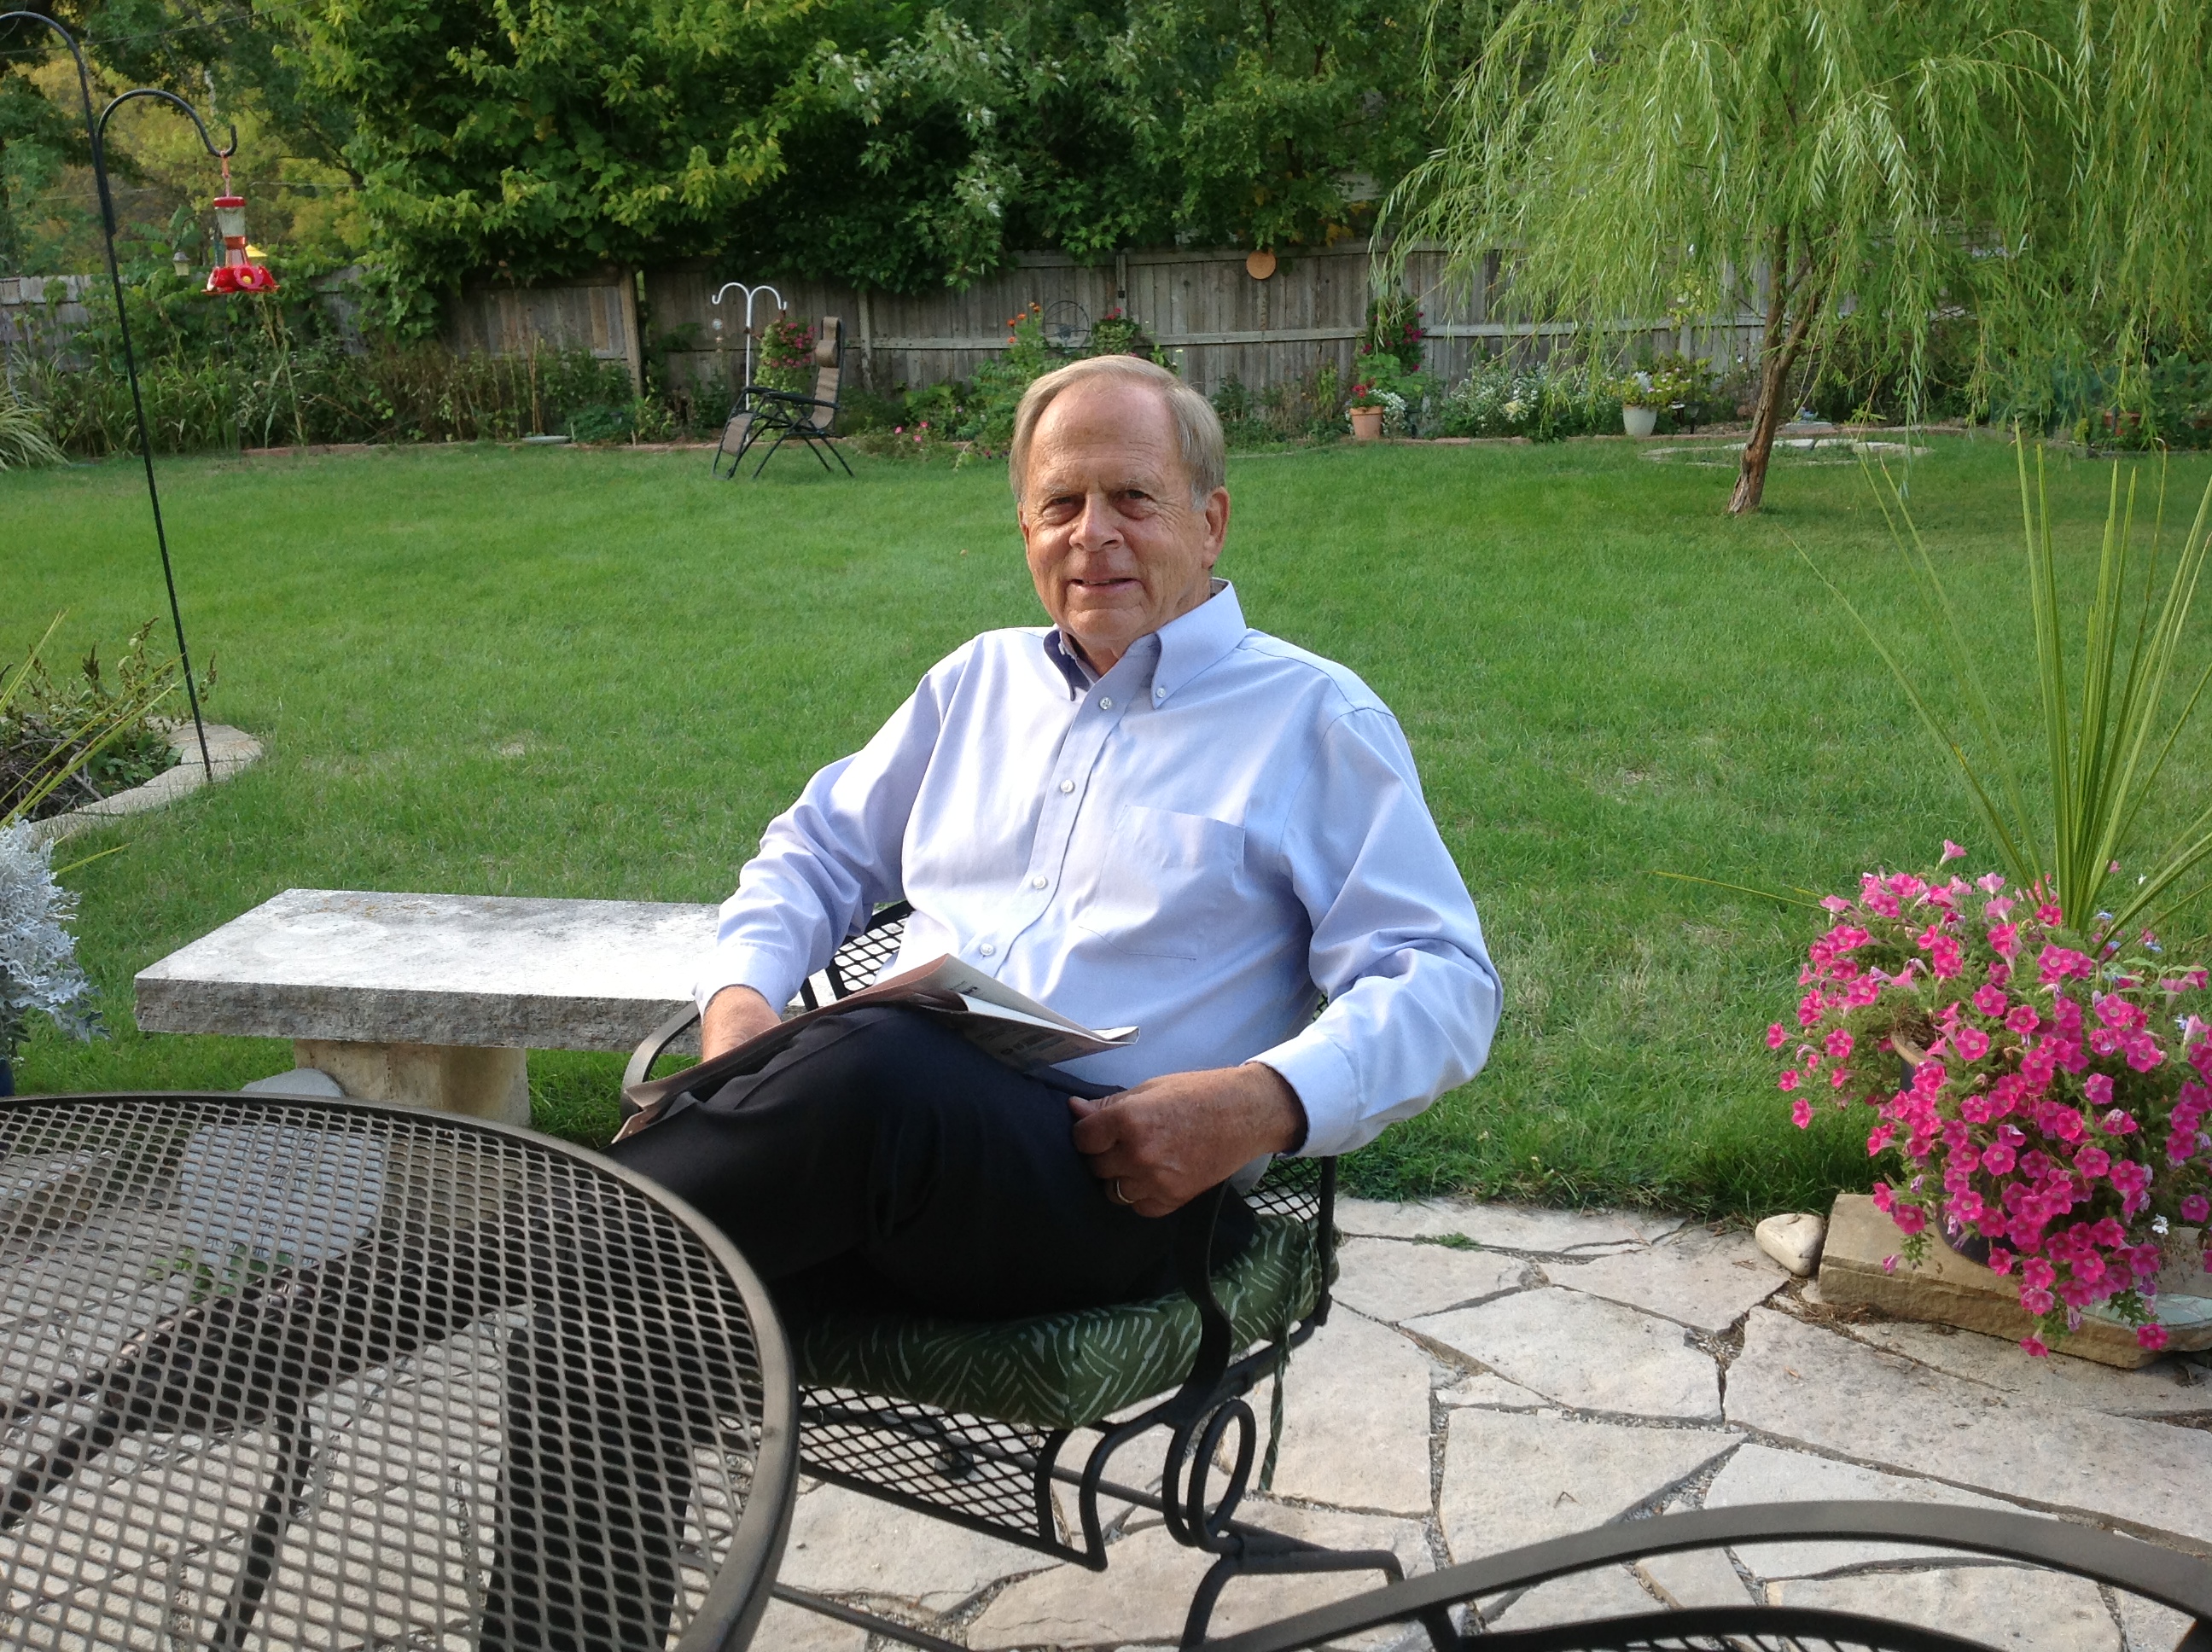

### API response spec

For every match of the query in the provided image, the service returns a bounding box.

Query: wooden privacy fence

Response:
[639,247,1769,402]
[449,246,1777,403]
[0,276,98,377]
[445,265,645,393]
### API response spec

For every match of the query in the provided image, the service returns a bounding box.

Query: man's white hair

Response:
[1010,354,1226,509]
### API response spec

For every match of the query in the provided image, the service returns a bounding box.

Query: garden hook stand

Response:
[710,281,786,402]
[0,16,244,781]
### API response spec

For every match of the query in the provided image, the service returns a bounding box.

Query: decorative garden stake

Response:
[0,12,232,779]
[205,166,278,294]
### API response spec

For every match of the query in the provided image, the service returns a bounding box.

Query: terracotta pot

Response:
[1349,407,1384,441]
[1622,404,1659,438]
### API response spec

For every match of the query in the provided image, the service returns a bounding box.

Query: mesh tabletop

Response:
[0,1093,795,1652]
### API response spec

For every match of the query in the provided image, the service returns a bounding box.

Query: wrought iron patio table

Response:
[0,1091,797,1651]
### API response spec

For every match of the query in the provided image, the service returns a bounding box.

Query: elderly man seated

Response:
[609,353,1500,1319]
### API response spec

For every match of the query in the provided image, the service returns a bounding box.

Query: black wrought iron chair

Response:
[623,900,1433,1651]
[1205,1501,2212,1652]
[713,314,853,480]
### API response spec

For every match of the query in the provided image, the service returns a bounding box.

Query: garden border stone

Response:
[27,723,261,847]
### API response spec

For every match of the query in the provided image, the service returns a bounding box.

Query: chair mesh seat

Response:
[791,1213,1326,1428]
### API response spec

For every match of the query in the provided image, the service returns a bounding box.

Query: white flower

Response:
[0,822,97,1053]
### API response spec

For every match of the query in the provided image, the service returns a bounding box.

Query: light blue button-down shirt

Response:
[696,581,1500,1158]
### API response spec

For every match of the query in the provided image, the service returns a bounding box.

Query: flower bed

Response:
[1777,843,2212,1356]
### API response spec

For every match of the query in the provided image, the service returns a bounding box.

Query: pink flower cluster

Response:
[1775,857,2212,1355]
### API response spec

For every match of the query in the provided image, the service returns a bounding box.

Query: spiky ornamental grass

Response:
[0,823,96,1059]
[0,393,65,473]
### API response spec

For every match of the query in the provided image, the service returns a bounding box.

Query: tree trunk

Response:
[1729,231,1818,516]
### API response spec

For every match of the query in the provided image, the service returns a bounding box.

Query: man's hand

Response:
[701,984,781,1059]
[1068,1064,1306,1217]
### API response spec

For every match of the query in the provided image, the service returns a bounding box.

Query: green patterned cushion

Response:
[792,1214,1327,1429]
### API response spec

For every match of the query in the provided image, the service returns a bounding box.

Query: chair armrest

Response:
[623,1006,704,1116]
[1204,1501,2212,1652]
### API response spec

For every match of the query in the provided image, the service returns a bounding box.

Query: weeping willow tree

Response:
[1386,3,2212,513]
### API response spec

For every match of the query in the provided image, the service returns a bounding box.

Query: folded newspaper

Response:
[617,955,1136,1135]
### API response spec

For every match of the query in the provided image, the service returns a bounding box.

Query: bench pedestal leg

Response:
[294,1039,531,1128]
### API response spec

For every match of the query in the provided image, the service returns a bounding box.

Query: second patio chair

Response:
[713,315,854,480]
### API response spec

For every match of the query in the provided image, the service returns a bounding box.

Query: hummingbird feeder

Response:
[205,160,277,294]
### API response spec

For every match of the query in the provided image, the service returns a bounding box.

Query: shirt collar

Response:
[1039,579,1245,704]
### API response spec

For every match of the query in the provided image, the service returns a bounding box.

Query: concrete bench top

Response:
[135,888,719,1051]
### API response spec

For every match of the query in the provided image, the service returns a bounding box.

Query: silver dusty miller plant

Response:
[0,822,97,1058]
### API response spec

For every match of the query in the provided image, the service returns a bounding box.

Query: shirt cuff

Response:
[693,945,806,1019]
[1252,1027,1363,1159]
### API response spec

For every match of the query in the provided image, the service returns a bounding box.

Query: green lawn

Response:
[11,433,2212,1217]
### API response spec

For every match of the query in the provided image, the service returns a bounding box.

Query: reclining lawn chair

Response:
[1202,1500,2212,1652]
[624,900,1430,1651]
[713,315,853,480]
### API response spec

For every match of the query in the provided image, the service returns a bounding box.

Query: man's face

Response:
[1018,379,1230,673]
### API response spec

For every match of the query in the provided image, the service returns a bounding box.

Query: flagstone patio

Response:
[765,1197,2212,1651]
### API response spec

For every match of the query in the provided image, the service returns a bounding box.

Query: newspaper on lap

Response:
[616,955,1136,1137]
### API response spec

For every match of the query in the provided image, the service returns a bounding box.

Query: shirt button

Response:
[1058,780,1074,794]
[1030,875,1048,889]
[979,941,996,957]
[1098,695,1114,709]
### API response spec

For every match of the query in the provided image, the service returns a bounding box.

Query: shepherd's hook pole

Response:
[3,15,225,780]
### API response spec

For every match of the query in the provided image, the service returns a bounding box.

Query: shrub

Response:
[1434,353,1622,439]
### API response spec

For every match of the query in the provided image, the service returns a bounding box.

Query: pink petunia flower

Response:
[2083,1073,2115,1106]
[1778,1070,1801,1092]
[2020,1333,2051,1356]
[1791,1097,1813,1128]
[2139,1323,2170,1351]
[2183,1194,2210,1224]
[1977,872,2007,895]
[1767,1022,1788,1050]
[2005,1003,2041,1036]
[2038,902,2064,926]
[1941,841,1967,864]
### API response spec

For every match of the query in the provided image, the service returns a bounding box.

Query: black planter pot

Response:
[1937,1213,2017,1273]
[0,1058,13,1098]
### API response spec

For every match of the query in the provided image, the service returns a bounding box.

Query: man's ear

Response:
[1201,486,1231,566]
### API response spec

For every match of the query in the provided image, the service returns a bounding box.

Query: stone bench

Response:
[135,889,719,1126]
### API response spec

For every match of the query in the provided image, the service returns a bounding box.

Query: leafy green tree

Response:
[287,0,837,322]
[1388,3,2212,512]
[275,0,1464,305]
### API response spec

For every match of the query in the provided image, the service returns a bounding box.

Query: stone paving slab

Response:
[1772,1567,2119,1652]
[1237,1306,1435,1515]
[1335,1198,1684,1254]
[1438,1410,1738,1559]
[1540,1239,1787,1332]
[1409,1288,1723,1418]
[1727,1307,2212,1550]
[1330,1236,1528,1323]
[1845,1318,2212,1417]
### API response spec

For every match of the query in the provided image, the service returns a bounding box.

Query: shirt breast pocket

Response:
[1072,805,1247,961]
